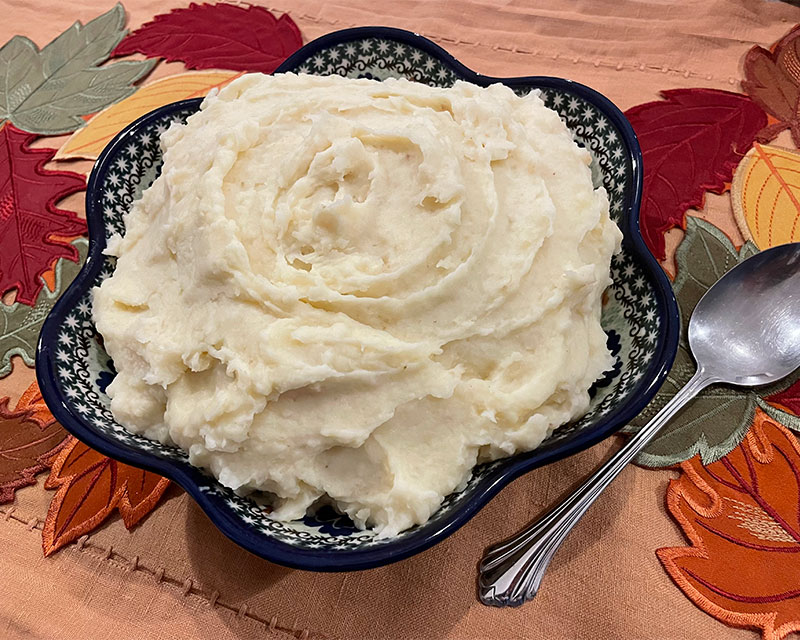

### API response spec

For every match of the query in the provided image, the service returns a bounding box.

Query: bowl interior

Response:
[42,30,670,566]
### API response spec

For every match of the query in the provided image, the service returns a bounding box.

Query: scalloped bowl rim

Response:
[37,26,679,571]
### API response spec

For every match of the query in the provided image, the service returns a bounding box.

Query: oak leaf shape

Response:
[0,4,155,135]
[624,89,767,260]
[0,124,87,305]
[659,412,800,640]
[112,3,302,73]
[0,381,68,503]
[732,143,800,250]
[742,25,800,148]
[42,437,170,555]
[0,238,88,376]
[57,70,240,160]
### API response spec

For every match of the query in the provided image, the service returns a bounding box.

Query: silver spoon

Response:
[478,242,800,607]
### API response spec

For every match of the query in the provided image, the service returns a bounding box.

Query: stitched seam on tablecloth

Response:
[0,506,330,640]
[259,3,744,87]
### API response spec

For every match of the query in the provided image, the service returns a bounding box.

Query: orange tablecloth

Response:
[1,2,799,639]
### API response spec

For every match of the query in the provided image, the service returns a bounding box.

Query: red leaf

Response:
[0,123,86,305]
[658,411,800,640]
[0,381,68,503]
[625,89,767,260]
[112,3,302,73]
[766,379,800,416]
[42,437,170,555]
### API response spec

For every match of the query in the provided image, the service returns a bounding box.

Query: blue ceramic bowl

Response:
[37,27,679,571]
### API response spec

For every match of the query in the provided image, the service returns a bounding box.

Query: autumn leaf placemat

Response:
[620,24,800,639]
[0,1,303,555]
[2,2,800,640]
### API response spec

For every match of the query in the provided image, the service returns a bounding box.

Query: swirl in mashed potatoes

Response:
[93,73,621,536]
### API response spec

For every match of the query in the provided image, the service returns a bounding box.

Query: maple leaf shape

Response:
[0,4,155,135]
[112,3,302,73]
[742,25,800,148]
[0,124,86,305]
[624,89,767,260]
[0,381,68,503]
[659,412,800,640]
[0,237,87,376]
[42,437,170,555]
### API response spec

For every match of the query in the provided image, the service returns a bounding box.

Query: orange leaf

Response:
[0,381,68,503]
[42,437,170,555]
[55,70,241,160]
[15,379,57,428]
[659,411,800,640]
[732,143,800,250]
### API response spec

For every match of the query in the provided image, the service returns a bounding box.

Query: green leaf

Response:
[624,216,772,467]
[0,4,155,135]
[0,238,88,376]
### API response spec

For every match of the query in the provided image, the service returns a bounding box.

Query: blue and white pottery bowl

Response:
[37,27,679,571]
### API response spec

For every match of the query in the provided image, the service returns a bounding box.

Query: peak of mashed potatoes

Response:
[93,72,622,536]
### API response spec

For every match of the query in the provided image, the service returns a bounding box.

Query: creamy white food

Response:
[93,72,621,536]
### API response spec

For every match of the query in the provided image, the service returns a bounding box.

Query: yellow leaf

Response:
[732,142,800,250]
[56,71,242,160]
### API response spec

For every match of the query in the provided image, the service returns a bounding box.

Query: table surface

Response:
[1,1,799,639]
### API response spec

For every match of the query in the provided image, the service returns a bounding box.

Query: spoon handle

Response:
[477,370,714,607]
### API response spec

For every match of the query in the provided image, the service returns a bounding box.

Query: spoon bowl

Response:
[689,242,800,386]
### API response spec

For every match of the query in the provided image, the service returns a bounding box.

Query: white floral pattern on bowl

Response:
[38,27,679,571]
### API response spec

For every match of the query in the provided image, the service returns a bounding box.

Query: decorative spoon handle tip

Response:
[477,370,713,607]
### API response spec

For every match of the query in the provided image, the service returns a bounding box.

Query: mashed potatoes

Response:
[93,73,621,536]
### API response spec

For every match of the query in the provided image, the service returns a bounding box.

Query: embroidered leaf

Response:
[758,378,800,433]
[0,238,88,377]
[0,4,155,135]
[43,437,170,555]
[0,381,68,503]
[625,89,767,260]
[731,143,800,250]
[13,379,58,427]
[742,25,800,148]
[112,3,302,73]
[624,216,800,467]
[766,378,800,418]
[0,125,86,306]
[758,397,800,434]
[56,70,240,160]
[658,413,800,640]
